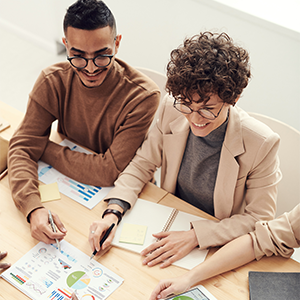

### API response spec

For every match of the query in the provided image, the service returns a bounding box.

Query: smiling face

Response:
[183,94,231,137]
[63,26,121,88]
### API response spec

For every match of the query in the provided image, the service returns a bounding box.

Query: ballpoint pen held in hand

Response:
[48,210,61,252]
[90,223,115,260]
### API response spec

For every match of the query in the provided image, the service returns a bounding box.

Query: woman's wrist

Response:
[189,228,199,248]
[102,204,124,225]
[107,204,124,214]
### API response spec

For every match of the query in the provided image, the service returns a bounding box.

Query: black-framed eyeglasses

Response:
[67,54,114,69]
[173,101,225,120]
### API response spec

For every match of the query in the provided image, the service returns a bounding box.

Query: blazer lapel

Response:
[214,106,245,219]
[162,114,190,193]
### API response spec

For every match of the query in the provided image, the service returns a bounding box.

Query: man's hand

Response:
[29,208,67,243]
[0,251,10,270]
[141,229,198,268]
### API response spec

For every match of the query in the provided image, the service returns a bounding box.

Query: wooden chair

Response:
[135,67,167,131]
[248,112,300,217]
[248,112,300,263]
[135,67,167,187]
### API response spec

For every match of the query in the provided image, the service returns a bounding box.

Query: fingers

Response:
[143,246,176,268]
[71,292,79,300]
[89,219,116,255]
[0,262,11,270]
[30,208,66,244]
[65,292,79,300]
[0,251,10,270]
[89,222,103,253]
[141,235,174,267]
[142,230,197,268]
[52,211,67,234]
[140,234,167,256]
[149,280,173,300]
[149,277,191,300]
[0,251,8,260]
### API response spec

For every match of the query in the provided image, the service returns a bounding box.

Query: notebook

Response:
[248,271,300,300]
[112,198,209,270]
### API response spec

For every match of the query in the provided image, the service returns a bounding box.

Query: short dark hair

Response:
[63,0,116,35]
[166,32,251,105]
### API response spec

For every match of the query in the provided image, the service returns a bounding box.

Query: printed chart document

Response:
[38,139,113,209]
[1,240,123,300]
[112,198,209,270]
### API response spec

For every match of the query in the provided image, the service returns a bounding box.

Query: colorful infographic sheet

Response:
[1,240,123,300]
[38,139,112,209]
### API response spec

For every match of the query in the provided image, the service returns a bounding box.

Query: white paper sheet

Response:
[38,139,112,209]
[1,240,123,300]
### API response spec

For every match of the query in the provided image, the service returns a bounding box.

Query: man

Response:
[8,0,160,245]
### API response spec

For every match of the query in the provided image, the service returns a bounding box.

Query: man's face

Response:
[63,26,121,88]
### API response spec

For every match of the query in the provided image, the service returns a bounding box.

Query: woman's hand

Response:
[149,276,191,300]
[89,211,119,255]
[141,229,198,268]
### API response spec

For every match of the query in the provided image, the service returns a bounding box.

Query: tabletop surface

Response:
[0,100,299,300]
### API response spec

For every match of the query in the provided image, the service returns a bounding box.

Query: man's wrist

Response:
[26,207,45,223]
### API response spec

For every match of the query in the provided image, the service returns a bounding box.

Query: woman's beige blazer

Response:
[250,204,300,260]
[105,95,282,249]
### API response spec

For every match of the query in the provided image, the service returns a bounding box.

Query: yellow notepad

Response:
[39,182,61,202]
[119,223,147,245]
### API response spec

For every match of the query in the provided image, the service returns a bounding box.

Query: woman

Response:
[149,204,300,299]
[89,31,281,268]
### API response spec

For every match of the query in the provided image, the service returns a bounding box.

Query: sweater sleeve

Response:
[40,92,160,187]
[249,204,300,260]
[8,99,56,218]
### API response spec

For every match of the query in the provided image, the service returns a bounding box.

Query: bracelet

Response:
[102,209,124,225]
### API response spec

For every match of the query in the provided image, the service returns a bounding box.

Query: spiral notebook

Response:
[112,198,209,270]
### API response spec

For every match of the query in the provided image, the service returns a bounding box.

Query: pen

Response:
[0,169,8,180]
[48,210,61,252]
[90,223,115,260]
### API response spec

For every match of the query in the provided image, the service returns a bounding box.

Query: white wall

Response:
[0,0,65,53]
[0,0,299,130]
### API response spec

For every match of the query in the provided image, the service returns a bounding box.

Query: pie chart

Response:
[67,271,91,289]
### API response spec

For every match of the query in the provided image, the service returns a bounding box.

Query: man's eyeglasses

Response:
[67,54,114,69]
[173,101,225,120]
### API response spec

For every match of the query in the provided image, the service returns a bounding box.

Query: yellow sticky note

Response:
[39,182,61,202]
[119,223,147,245]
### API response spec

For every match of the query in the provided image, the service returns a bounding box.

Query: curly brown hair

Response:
[166,32,251,105]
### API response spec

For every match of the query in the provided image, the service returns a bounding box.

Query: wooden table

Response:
[1,101,299,300]
[0,101,24,142]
